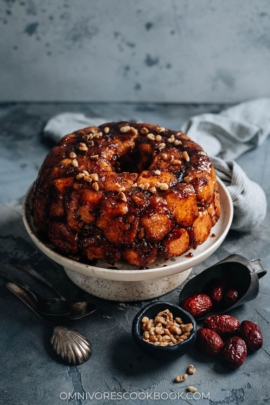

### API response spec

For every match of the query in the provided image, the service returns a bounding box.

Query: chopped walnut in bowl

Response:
[132,302,197,360]
[141,309,194,347]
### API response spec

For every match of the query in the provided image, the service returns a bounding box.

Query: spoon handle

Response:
[6,282,52,327]
[18,261,67,301]
[0,267,38,301]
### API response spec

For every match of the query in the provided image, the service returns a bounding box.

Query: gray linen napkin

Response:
[181,98,270,160]
[181,98,269,231]
[43,99,269,232]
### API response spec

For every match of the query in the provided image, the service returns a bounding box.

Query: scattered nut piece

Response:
[92,182,99,191]
[172,159,181,165]
[155,315,167,325]
[183,151,190,162]
[181,334,189,341]
[168,135,175,143]
[159,183,169,191]
[78,142,88,151]
[158,127,166,133]
[104,126,110,134]
[83,170,90,176]
[120,125,131,133]
[130,127,138,135]
[158,143,166,150]
[181,323,194,333]
[199,151,207,156]
[115,184,126,192]
[147,133,155,141]
[184,176,191,183]
[72,159,79,167]
[154,170,161,175]
[143,321,153,331]
[169,325,182,335]
[155,135,162,142]
[90,155,99,160]
[95,132,103,138]
[76,173,85,180]
[187,365,196,375]
[174,140,182,146]
[155,327,164,335]
[69,151,77,159]
[143,331,150,340]
[149,187,157,194]
[138,183,150,190]
[174,374,188,383]
[88,140,94,147]
[141,127,149,135]
[119,191,127,202]
[171,335,177,344]
[187,386,197,393]
[149,335,158,343]
[90,173,99,181]
[84,176,92,183]
[131,183,138,188]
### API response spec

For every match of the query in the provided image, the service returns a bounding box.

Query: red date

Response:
[208,280,226,305]
[196,328,224,355]
[240,320,263,352]
[181,294,212,318]
[224,289,239,305]
[223,336,247,368]
[204,315,240,336]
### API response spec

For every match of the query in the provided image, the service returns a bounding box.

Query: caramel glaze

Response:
[32,122,221,267]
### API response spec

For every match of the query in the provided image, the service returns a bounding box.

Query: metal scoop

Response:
[179,254,267,320]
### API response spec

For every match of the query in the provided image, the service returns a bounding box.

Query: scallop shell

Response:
[51,326,91,365]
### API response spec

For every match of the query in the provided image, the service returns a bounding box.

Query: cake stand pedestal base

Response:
[64,268,192,302]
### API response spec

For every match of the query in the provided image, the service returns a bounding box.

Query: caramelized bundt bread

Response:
[32,122,220,267]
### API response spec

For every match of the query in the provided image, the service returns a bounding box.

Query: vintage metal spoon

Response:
[18,261,98,320]
[20,283,72,317]
[0,266,71,317]
[6,282,91,365]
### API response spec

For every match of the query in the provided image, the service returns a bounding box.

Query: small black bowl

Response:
[132,301,197,361]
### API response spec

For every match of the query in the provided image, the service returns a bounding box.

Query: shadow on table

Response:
[109,334,180,378]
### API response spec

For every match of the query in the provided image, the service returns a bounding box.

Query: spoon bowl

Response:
[37,297,72,317]
[68,301,97,320]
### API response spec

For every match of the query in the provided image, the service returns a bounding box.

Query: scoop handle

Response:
[18,261,67,301]
[250,259,267,279]
[6,282,52,327]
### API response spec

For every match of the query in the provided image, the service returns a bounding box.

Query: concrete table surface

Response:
[0,103,269,405]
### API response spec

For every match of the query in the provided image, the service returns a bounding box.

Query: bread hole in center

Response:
[115,148,154,174]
